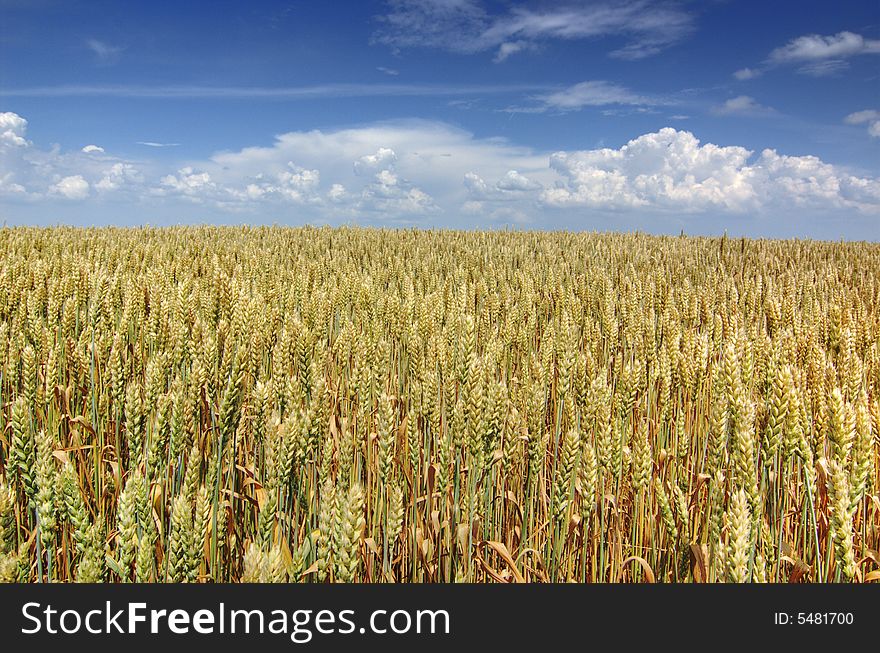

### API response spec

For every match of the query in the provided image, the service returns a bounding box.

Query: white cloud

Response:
[845,110,880,125]
[354,147,398,175]
[507,80,659,114]
[0,112,29,147]
[740,31,880,78]
[464,171,490,197]
[711,95,774,117]
[159,167,215,199]
[373,0,488,53]
[2,112,879,232]
[51,175,90,200]
[372,0,693,61]
[360,178,439,216]
[96,163,143,191]
[493,40,530,62]
[496,169,541,191]
[542,128,880,214]
[733,67,760,81]
[327,183,347,202]
[0,112,147,201]
[768,31,880,65]
[541,81,654,110]
[353,153,439,216]
[797,59,850,77]
[152,120,547,221]
[86,38,123,63]
[376,66,400,76]
[0,173,26,196]
[844,109,880,138]
[758,149,880,207]
[222,166,322,204]
[279,166,321,191]
[462,168,543,209]
[137,141,180,148]
[227,166,324,208]
[4,82,551,99]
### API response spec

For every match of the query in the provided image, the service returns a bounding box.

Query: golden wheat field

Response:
[0,226,877,584]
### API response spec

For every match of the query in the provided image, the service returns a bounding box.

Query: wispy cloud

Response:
[733,67,759,81]
[2,82,553,99]
[372,0,694,62]
[492,40,533,62]
[735,31,880,79]
[376,66,400,76]
[711,95,775,117]
[844,109,880,138]
[86,38,123,64]
[136,141,180,148]
[503,80,665,114]
[769,31,880,65]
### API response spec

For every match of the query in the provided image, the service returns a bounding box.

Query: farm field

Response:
[0,226,877,583]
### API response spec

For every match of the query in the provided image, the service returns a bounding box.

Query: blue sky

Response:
[1,0,879,238]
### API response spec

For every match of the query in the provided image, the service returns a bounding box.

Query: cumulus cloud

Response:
[496,170,541,191]
[0,111,146,202]
[51,175,90,200]
[372,0,693,61]
[542,128,880,214]
[159,167,216,201]
[327,183,348,202]
[0,173,26,196]
[354,147,398,175]
[190,119,548,222]
[224,166,323,205]
[360,172,439,216]
[711,96,774,117]
[461,168,542,214]
[464,171,490,198]
[96,163,143,192]
[2,112,878,231]
[353,152,437,215]
[278,166,321,193]
[0,112,29,147]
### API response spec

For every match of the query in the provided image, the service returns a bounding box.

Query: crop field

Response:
[0,226,877,583]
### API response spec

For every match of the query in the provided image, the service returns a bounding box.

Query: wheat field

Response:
[0,226,877,583]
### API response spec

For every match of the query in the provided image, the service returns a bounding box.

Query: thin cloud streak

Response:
[2,82,555,99]
[136,141,180,147]
[85,38,123,63]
